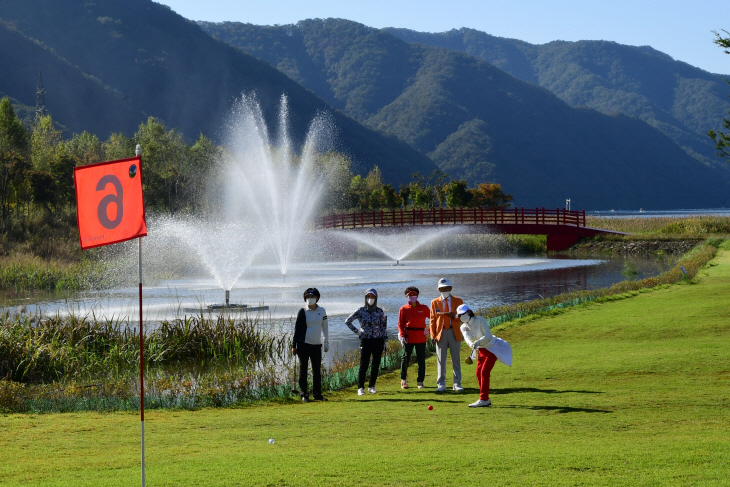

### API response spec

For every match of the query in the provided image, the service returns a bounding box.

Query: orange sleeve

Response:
[398,306,406,337]
[429,299,437,337]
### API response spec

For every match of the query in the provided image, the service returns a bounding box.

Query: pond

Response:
[3,253,668,360]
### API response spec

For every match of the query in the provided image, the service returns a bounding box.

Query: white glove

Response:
[323,340,329,353]
[399,335,407,346]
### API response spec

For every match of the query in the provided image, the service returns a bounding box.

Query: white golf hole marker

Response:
[268,438,275,444]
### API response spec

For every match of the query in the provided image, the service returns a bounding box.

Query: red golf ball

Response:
[428,405,433,410]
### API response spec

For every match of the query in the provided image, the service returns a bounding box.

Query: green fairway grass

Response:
[2,245,729,486]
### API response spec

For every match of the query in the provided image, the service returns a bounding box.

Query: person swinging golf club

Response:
[430,277,465,392]
[344,288,388,396]
[398,286,430,389]
[457,303,513,407]
[292,287,329,403]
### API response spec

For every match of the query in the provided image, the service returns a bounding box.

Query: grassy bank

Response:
[586,214,730,236]
[477,238,718,322]
[0,254,99,292]
[1,247,728,485]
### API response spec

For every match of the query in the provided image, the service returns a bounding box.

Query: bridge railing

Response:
[318,207,586,230]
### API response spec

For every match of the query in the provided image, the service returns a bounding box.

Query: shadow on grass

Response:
[361,397,463,404]
[491,387,604,395]
[500,404,612,414]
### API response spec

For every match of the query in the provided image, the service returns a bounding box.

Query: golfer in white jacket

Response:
[457,304,512,408]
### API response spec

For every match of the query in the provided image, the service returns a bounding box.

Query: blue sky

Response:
[155,0,728,74]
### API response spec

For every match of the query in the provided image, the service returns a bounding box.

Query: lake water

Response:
[4,254,666,358]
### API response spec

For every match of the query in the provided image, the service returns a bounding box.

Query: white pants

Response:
[436,328,462,387]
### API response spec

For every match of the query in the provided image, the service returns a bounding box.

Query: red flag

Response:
[74,156,147,249]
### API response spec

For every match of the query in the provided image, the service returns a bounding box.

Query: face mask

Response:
[459,314,471,323]
[367,298,375,306]
[307,297,317,306]
[440,291,451,299]
[408,295,418,304]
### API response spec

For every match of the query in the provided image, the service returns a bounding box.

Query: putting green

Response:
[2,246,729,486]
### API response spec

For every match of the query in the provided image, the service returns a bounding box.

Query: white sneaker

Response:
[368,387,377,394]
[357,388,365,396]
[436,384,446,392]
[468,399,491,408]
[417,382,424,389]
[453,384,464,392]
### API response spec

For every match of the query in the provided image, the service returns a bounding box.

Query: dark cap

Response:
[303,287,321,301]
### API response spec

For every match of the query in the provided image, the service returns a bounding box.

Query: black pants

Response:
[358,338,385,389]
[400,342,426,383]
[297,343,322,397]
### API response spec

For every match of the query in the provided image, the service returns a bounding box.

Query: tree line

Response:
[0,98,220,224]
[0,96,512,256]
[335,165,512,212]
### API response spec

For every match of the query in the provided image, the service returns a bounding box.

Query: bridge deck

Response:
[318,208,626,251]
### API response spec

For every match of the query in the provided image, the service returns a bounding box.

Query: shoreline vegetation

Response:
[1,215,729,292]
[0,237,721,414]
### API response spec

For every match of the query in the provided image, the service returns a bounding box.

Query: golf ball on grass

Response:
[428,405,433,410]
[268,438,275,444]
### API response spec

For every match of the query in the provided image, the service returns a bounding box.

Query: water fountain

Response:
[221,94,332,277]
[151,217,268,311]
[147,94,334,309]
[338,226,462,264]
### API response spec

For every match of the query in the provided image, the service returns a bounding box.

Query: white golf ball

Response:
[268,438,275,444]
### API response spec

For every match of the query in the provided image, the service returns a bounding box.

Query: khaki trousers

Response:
[436,327,462,387]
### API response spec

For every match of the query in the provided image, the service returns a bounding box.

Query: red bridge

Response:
[317,207,626,251]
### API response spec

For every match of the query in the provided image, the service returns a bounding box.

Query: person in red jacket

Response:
[398,286,430,389]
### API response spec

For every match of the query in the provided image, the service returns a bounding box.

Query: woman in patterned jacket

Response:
[345,288,388,396]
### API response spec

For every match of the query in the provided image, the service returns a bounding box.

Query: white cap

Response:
[456,304,471,316]
[437,278,452,289]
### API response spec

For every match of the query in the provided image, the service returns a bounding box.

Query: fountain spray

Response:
[223,94,333,277]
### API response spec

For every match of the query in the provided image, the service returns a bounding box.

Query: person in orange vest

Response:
[398,286,430,389]
[429,278,464,392]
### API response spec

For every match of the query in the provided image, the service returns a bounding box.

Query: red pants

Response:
[477,349,497,401]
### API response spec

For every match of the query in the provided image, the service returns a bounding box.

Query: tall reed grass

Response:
[0,254,109,292]
[586,215,730,236]
[0,339,406,413]
[0,313,289,383]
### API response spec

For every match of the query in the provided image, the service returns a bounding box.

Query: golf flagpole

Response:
[73,140,148,487]
[136,144,145,487]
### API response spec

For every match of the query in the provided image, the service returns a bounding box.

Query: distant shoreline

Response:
[587,208,730,218]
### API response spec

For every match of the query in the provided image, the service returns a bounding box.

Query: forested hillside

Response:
[385,27,730,171]
[0,20,144,137]
[0,1,435,184]
[202,19,730,209]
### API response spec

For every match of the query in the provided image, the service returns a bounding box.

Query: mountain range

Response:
[384,27,730,170]
[200,19,730,209]
[0,1,435,184]
[0,1,728,209]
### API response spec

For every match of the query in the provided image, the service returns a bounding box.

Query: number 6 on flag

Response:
[74,156,147,250]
